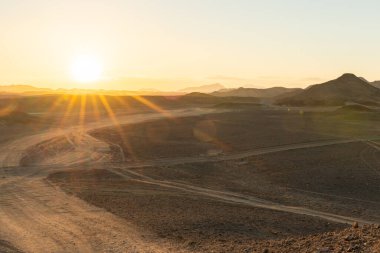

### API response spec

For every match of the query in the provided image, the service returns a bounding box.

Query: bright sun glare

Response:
[70,55,103,83]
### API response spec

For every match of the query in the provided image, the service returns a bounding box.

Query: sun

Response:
[70,55,103,83]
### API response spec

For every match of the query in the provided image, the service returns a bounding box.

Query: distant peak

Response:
[341,73,357,77]
[338,73,358,80]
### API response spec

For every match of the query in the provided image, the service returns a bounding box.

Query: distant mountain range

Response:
[212,87,303,98]
[277,73,380,106]
[0,85,183,96]
[0,83,224,96]
[1,74,379,106]
[0,85,51,96]
[178,83,225,93]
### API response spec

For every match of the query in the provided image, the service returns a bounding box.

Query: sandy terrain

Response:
[1,106,379,252]
[0,108,221,253]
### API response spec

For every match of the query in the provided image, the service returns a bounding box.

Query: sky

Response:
[1,0,380,91]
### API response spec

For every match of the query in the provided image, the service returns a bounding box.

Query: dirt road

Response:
[0,109,217,253]
[112,138,361,169]
[0,171,153,253]
[0,108,378,253]
[108,166,376,226]
[0,108,216,168]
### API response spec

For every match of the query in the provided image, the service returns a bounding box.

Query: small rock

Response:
[352,222,359,228]
[318,247,330,253]
[345,235,354,241]
[270,230,278,235]
[187,241,197,248]
[347,244,360,252]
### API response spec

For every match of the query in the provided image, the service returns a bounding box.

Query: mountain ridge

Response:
[277,73,380,106]
[212,87,303,98]
[178,83,226,93]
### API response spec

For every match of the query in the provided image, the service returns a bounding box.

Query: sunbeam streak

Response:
[98,94,138,161]
[132,95,173,118]
[79,95,87,128]
[60,95,77,127]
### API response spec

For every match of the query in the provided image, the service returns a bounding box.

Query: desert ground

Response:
[0,96,379,252]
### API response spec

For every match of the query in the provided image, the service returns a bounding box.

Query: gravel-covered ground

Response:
[132,142,380,222]
[48,168,346,252]
[90,108,380,162]
[243,225,380,253]
[47,108,380,252]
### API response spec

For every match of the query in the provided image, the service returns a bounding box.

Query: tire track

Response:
[0,109,215,253]
[109,168,376,226]
[0,107,378,252]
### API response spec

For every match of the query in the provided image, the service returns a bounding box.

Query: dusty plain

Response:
[1,96,380,252]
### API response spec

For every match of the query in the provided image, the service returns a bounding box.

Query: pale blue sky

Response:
[0,0,379,89]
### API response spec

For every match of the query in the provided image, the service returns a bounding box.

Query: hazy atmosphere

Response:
[1,0,380,90]
[1,1,380,253]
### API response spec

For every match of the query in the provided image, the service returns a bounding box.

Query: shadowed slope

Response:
[277,73,380,106]
[372,81,380,89]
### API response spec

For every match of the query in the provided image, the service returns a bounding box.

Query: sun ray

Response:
[79,94,87,128]
[90,94,101,123]
[98,94,138,162]
[192,120,231,153]
[60,95,78,127]
[132,95,173,118]
[113,96,131,114]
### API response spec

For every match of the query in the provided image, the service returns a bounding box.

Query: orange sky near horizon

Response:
[1,0,380,91]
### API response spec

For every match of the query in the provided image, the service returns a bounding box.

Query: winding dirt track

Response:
[0,109,379,253]
[0,108,215,168]
[0,109,216,253]
[108,140,380,226]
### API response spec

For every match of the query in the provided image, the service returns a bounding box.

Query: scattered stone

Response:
[270,230,278,235]
[187,241,197,248]
[318,247,330,253]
